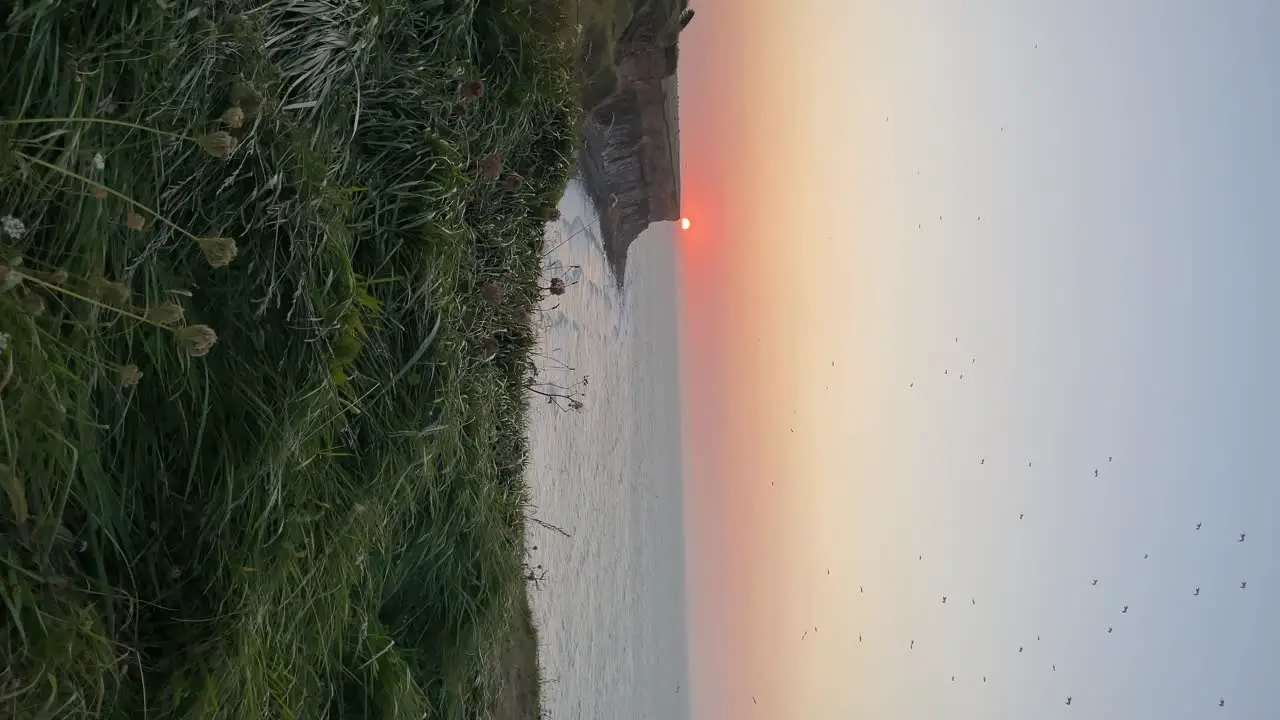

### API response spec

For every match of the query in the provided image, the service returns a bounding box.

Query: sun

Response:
[679,217,691,231]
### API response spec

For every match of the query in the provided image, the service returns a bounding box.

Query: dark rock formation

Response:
[577,1,690,285]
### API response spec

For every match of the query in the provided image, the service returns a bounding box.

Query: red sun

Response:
[680,217,691,231]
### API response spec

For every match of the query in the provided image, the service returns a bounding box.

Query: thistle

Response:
[176,324,218,357]
[221,106,245,129]
[476,153,503,180]
[92,279,131,307]
[197,131,238,159]
[127,211,147,231]
[197,236,238,268]
[145,301,185,327]
[119,364,143,387]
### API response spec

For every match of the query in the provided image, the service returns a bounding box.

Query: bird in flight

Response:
[1018,646,1023,653]
[971,598,976,605]
[1196,522,1202,530]
[1052,665,1056,671]
[1108,456,1113,462]
[980,458,985,465]
[1094,469,1099,477]
[1220,699,1225,707]
[1065,697,1072,706]
[1239,533,1246,542]
[910,640,915,649]
[1122,605,1129,613]
[1144,554,1149,559]
[942,596,948,604]
[1107,627,1113,633]
[1019,513,1024,520]
[753,697,758,705]
[1194,587,1200,596]
[1240,581,1247,589]
[1092,579,1098,586]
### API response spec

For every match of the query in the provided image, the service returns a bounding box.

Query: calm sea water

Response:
[525,181,689,719]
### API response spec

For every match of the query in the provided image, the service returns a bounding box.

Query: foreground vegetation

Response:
[0,0,583,716]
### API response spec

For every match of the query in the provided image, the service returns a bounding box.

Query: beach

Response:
[524,182,690,719]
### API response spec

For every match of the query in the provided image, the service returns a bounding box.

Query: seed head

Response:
[476,153,503,180]
[221,106,245,129]
[176,324,218,357]
[547,277,566,296]
[119,364,143,387]
[126,211,147,231]
[92,186,108,199]
[92,279,131,307]
[196,236,238,268]
[91,152,105,171]
[480,280,504,306]
[197,131,238,159]
[503,173,524,193]
[50,268,68,284]
[145,301,185,327]
[460,79,485,99]
[229,82,265,116]
[18,290,46,316]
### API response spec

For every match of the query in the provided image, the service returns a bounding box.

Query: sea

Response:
[524,180,690,720]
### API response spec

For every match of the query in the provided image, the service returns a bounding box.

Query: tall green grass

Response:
[0,0,578,716]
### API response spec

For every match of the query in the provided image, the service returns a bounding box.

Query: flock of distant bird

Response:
[776,332,1255,712]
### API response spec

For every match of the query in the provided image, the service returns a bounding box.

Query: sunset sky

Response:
[675,2,1280,718]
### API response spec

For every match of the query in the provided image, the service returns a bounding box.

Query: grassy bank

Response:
[0,0,580,716]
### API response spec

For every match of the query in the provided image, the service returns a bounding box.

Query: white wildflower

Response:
[92,152,105,171]
[1,216,26,239]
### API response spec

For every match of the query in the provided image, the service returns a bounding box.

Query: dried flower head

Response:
[480,280,504,307]
[119,364,143,387]
[18,290,46,316]
[51,268,68,285]
[229,82,265,116]
[196,131,238,159]
[221,106,245,129]
[92,279,131,307]
[126,211,147,231]
[512,306,533,327]
[196,236,238,268]
[460,79,485,99]
[503,173,524,193]
[92,186,108,199]
[547,277,566,296]
[481,336,499,358]
[176,324,218,357]
[145,301,185,327]
[91,152,105,171]
[476,153,503,180]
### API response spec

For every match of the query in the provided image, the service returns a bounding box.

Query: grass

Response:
[0,0,583,716]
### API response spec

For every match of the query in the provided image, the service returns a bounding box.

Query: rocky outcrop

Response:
[577,2,689,285]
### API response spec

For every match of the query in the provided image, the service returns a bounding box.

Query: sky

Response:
[675,2,1280,718]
